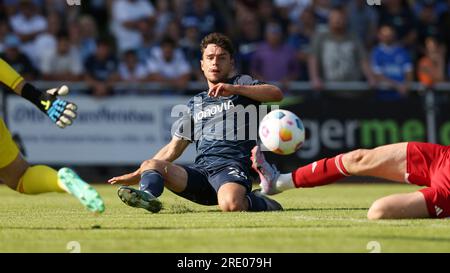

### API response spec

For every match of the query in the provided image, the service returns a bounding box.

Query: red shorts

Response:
[407,142,450,218]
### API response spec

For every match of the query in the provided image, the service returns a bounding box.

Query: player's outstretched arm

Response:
[152,136,190,162]
[18,82,77,129]
[108,136,190,186]
[0,58,77,128]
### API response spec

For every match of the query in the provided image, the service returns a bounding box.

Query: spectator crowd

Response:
[1,0,450,99]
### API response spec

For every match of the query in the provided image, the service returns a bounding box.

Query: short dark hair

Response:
[56,31,69,41]
[96,36,113,47]
[200,33,234,57]
[160,36,177,48]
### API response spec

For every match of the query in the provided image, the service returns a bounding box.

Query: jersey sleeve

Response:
[0,58,24,90]
[234,74,266,86]
[172,99,194,142]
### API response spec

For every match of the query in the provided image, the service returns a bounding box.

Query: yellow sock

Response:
[16,165,66,194]
[0,58,24,90]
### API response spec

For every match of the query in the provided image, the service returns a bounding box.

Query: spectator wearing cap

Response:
[111,0,156,53]
[308,7,375,91]
[250,21,300,89]
[0,34,37,80]
[9,0,48,65]
[371,25,413,101]
[146,37,191,93]
[40,31,84,82]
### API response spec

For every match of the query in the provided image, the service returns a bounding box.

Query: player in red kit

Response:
[251,142,450,219]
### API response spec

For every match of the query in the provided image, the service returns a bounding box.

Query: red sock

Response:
[292,154,350,188]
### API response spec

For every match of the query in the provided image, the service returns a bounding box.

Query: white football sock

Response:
[276,173,296,192]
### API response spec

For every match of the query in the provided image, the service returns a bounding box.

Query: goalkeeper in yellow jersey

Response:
[0,58,104,213]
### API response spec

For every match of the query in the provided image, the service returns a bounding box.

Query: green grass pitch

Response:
[0,183,449,253]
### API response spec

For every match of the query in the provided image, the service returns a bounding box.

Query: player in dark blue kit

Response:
[108,33,284,213]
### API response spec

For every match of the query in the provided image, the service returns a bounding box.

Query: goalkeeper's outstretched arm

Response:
[0,58,77,128]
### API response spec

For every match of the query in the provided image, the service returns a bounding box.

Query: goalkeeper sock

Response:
[292,154,350,188]
[16,165,66,194]
[139,170,164,198]
[246,192,268,212]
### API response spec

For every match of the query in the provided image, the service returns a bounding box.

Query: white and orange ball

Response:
[259,110,305,155]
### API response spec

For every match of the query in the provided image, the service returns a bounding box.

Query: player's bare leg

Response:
[367,192,429,219]
[217,183,249,211]
[342,144,430,218]
[343,143,431,218]
[342,143,408,182]
[253,143,409,195]
[115,159,188,213]
[217,182,283,212]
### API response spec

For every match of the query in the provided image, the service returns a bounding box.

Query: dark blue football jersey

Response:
[173,74,265,171]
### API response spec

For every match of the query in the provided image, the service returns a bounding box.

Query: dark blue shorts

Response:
[173,163,254,206]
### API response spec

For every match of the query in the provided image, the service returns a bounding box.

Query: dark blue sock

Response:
[246,192,268,212]
[139,170,164,197]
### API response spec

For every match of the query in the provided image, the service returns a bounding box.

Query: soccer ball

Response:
[259,109,305,155]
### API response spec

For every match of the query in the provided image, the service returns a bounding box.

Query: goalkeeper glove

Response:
[21,83,78,128]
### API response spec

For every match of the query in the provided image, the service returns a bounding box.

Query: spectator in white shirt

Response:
[118,49,149,82]
[274,0,312,22]
[147,37,191,92]
[33,11,61,69]
[9,0,48,65]
[40,31,84,82]
[111,0,156,53]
